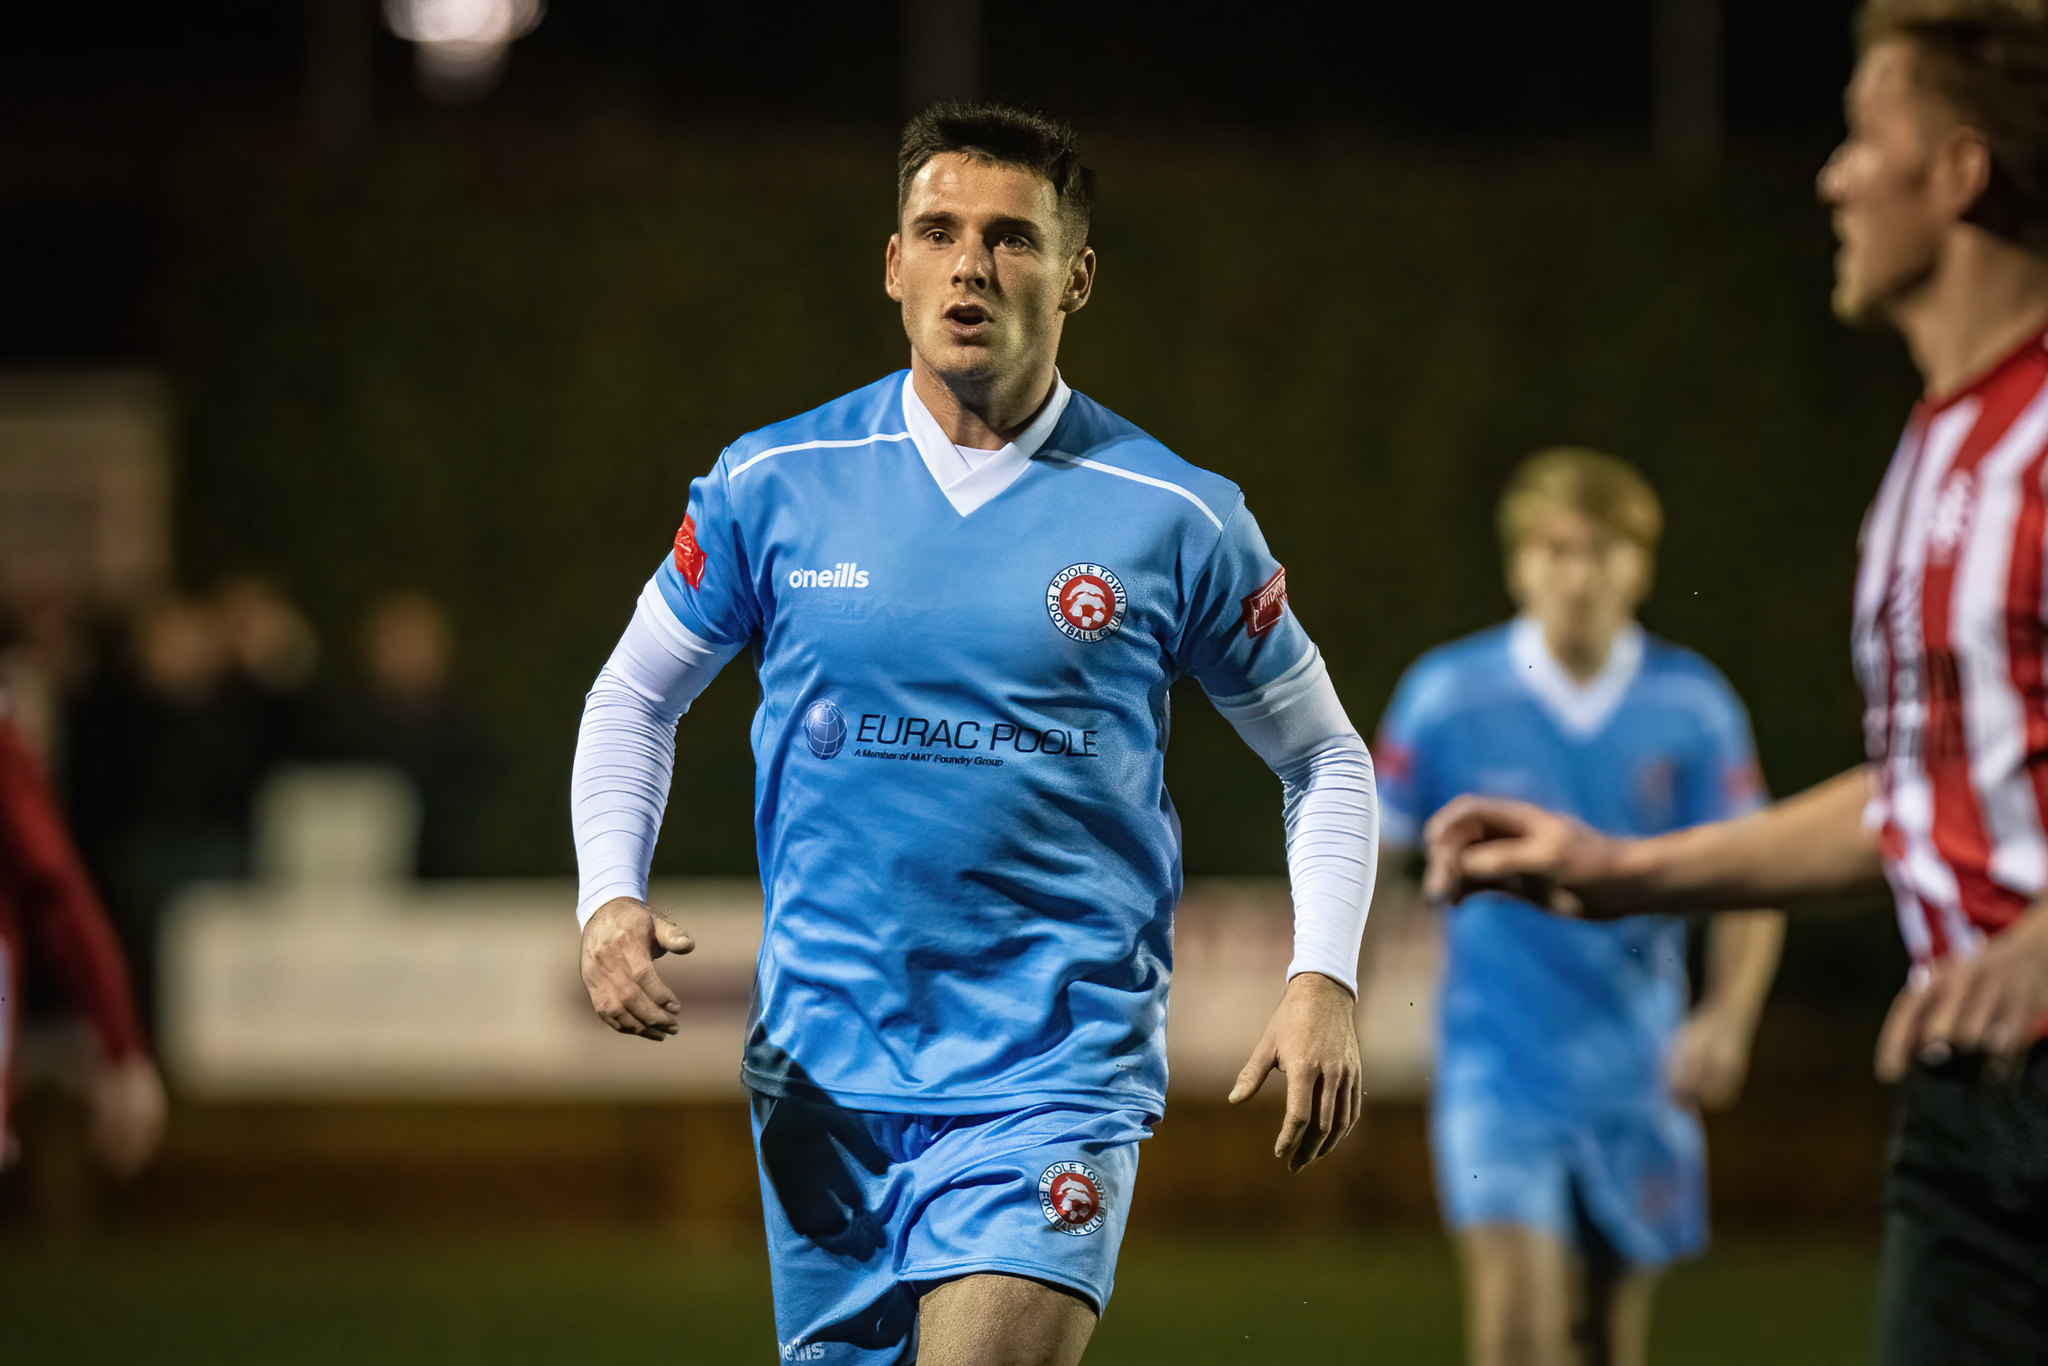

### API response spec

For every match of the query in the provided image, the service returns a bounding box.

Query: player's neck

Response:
[909,354,1059,450]
[1543,623,1625,685]
[1893,233,2048,400]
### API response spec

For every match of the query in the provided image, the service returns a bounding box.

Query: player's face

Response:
[1508,502,1647,657]
[1817,40,1962,324]
[885,154,1094,393]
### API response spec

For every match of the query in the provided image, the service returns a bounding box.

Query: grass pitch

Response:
[0,1228,1871,1364]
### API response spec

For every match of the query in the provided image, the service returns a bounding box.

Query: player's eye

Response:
[998,234,1032,252]
[923,229,950,245]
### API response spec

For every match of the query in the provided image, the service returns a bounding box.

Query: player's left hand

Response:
[1666,1005,1759,1110]
[1876,904,2048,1082]
[1228,971,1362,1173]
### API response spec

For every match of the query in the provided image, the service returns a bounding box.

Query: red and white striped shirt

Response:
[1856,324,2048,963]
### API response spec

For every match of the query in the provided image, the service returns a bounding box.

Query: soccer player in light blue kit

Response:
[568,105,1379,1365]
[1373,450,1783,1366]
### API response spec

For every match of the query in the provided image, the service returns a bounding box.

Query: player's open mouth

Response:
[942,303,991,336]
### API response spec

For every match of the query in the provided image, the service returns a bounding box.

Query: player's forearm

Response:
[1698,909,1785,1024]
[1610,766,1883,911]
[570,582,740,925]
[1277,735,1378,994]
[1210,651,1379,993]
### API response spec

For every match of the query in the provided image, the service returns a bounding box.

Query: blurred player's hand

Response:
[580,897,694,1040]
[1422,795,1620,916]
[89,1056,166,1179]
[1228,971,1361,1173]
[1666,1005,1760,1110]
[1875,904,2048,1082]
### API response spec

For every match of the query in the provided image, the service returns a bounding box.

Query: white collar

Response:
[1508,617,1644,738]
[901,370,1072,517]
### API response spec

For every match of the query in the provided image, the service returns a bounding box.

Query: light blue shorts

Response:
[750,1091,1151,1365]
[1431,1091,1707,1269]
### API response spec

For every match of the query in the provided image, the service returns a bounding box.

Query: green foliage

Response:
[166,122,1916,884]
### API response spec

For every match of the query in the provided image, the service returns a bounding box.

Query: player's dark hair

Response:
[897,103,1094,247]
[1858,0,2048,252]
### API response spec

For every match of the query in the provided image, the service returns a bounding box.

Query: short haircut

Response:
[1498,448,1664,560]
[896,102,1094,247]
[1858,0,2048,252]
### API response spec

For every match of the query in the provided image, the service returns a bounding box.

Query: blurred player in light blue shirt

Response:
[1373,449,1783,1366]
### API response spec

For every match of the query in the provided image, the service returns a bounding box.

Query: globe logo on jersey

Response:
[803,699,847,759]
[1038,1161,1107,1236]
[1046,563,1127,643]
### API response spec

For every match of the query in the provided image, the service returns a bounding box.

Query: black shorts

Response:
[1877,1043,2048,1366]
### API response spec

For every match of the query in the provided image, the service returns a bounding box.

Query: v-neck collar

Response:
[901,370,1072,517]
[1508,617,1644,738]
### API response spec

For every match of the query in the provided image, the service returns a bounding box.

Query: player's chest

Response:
[749,474,1185,677]
[1444,710,1694,835]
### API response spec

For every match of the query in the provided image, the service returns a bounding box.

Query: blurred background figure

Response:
[1376,450,1783,1366]
[64,586,321,1026]
[345,590,481,879]
[0,701,165,1211]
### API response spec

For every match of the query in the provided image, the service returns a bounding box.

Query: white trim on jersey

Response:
[901,371,1073,516]
[1062,457,1225,530]
[728,431,915,480]
[1507,617,1644,737]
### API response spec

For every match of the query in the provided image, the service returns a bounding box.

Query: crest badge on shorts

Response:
[1047,564,1127,643]
[1038,1161,1108,1236]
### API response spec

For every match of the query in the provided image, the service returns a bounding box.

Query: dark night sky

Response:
[0,0,1863,364]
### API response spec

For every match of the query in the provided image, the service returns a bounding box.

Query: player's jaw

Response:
[1820,41,1959,327]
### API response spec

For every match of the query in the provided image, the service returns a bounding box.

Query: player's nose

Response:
[951,243,992,288]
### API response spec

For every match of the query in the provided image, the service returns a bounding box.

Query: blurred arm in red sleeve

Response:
[0,714,164,1175]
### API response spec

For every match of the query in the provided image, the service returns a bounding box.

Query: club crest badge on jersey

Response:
[1047,564,1127,643]
[1038,1161,1107,1236]
[673,514,707,589]
[1242,566,1287,637]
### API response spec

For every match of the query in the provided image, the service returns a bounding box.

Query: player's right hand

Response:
[1421,795,1617,916]
[580,897,694,1040]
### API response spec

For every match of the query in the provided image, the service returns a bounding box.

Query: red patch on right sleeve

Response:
[673,514,707,589]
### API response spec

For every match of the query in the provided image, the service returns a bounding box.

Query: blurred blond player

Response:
[1376,450,1782,1366]
[1427,5,2048,1361]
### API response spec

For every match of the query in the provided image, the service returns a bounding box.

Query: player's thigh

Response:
[1457,1224,1578,1366]
[916,1272,1096,1366]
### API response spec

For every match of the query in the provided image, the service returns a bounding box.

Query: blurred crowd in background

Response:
[1,579,482,1031]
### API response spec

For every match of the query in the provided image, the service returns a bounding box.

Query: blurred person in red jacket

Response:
[0,704,163,1178]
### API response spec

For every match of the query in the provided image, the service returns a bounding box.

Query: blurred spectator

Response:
[346,591,482,879]
[0,704,164,1182]
[63,583,321,1022]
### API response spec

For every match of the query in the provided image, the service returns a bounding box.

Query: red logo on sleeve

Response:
[673,515,707,589]
[1241,566,1288,637]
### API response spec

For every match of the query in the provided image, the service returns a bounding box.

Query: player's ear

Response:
[884,233,904,302]
[1061,244,1096,315]
[1938,127,1995,224]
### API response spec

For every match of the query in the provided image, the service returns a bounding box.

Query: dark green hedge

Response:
[166,122,1914,918]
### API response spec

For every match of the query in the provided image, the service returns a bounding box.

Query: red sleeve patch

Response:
[1241,565,1288,637]
[673,514,706,589]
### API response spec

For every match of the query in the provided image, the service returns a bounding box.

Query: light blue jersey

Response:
[1376,618,1763,1263]
[655,370,1312,1119]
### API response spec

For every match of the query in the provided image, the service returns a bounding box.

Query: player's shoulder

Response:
[1387,624,1519,728]
[1634,633,1749,723]
[717,372,910,476]
[1047,388,1244,532]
